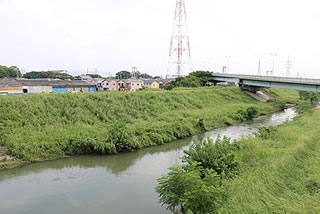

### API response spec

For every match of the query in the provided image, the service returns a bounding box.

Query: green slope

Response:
[0,87,298,168]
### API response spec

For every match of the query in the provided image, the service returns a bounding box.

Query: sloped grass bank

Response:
[0,87,298,169]
[218,109,320,213]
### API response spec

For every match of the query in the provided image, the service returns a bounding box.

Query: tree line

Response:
[0,65,159,80]
[165,71,214,90]
[0,65,22,78]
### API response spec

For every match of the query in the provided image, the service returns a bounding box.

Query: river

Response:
[0,108,297,214]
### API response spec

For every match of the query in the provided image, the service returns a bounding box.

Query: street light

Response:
[271,53,277,76]
[225,56,231,73]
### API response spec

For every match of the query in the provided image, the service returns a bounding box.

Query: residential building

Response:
[126,79,144,91]
[96,79,118,92]
[117,79,126,91]
[108,79,118,91]
[143,79,160,89]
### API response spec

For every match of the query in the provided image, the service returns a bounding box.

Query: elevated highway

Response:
[211,73,320,92]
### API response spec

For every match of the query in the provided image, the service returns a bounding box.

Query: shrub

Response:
[183,137,240,180]
[156,137,240,213]
[255,126,278,140]
[156,163,224,214]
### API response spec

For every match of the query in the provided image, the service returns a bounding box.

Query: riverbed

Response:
[0,108,297,214]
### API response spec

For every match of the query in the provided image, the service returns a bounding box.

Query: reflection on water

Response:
[0,109,297,214]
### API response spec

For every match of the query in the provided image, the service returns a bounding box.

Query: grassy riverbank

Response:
[0,87,298,170]
[217,109,320,213]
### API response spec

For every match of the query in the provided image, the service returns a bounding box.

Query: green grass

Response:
[218,109,320,213]
[0,87,299,169]
[266,88,300,104]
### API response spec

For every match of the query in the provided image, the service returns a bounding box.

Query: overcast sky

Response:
[1,0,320,78]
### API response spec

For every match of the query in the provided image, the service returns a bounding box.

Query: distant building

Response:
[143,79,160,89]
[0,78,23,95]
[75,75,93,81]
[157,79,165,89]
[0,78,96,95]
[117,79,127,91]
[126,79,144,91]
[108,79,118,91]
[96,79,117,92]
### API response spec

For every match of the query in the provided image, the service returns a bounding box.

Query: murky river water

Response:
[0,109,297,214]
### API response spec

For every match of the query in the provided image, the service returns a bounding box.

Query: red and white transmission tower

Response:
[167,0,191,77]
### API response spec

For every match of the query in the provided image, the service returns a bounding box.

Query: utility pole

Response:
[285,57,292,77]
[271,53,277,76]
[167,0,191,77]
[132,67,139,78]
[222,66,227,74]
[258,60,261,75]
[225,56,231,73]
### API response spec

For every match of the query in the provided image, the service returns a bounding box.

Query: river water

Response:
[0,109,297,214]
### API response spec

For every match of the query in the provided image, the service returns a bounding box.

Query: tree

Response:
[115,71,131,79]
[183,137,240,180]
[156,137,240,213]
[299,91,320,105]
[176,76,201,88]
[138,73,152,79]
[86,74,102,78]
[164,71,212,90]
[23,71,74,80]
[0,65,22,78]
[189,71,213,86]
[156,163,224,214]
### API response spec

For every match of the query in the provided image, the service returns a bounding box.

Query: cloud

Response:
[0,0,319,77]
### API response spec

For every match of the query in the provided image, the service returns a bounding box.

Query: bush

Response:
[156,137,240,213]
[183,137,240,180]
[156,163,224,214]
[255,126,278,140]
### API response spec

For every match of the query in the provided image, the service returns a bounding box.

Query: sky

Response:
[1,0,320,78]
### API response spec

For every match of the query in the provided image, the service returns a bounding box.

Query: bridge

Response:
[211,73,320,92]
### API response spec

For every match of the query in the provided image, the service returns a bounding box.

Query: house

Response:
[143,79,160,89]
[108,79,118,91]
[157,79,165,89]
[126,79,144,91]
[96,79,118,92]
[117,79,127,91]
[96,79,109,92]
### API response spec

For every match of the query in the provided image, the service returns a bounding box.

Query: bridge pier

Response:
[240,85,266,93]
[240,85,273,102]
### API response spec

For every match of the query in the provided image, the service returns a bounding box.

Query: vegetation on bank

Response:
[0,87,298,169]
[156,137,239,213]
[156,91,319,214]
[218,108,320,213]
